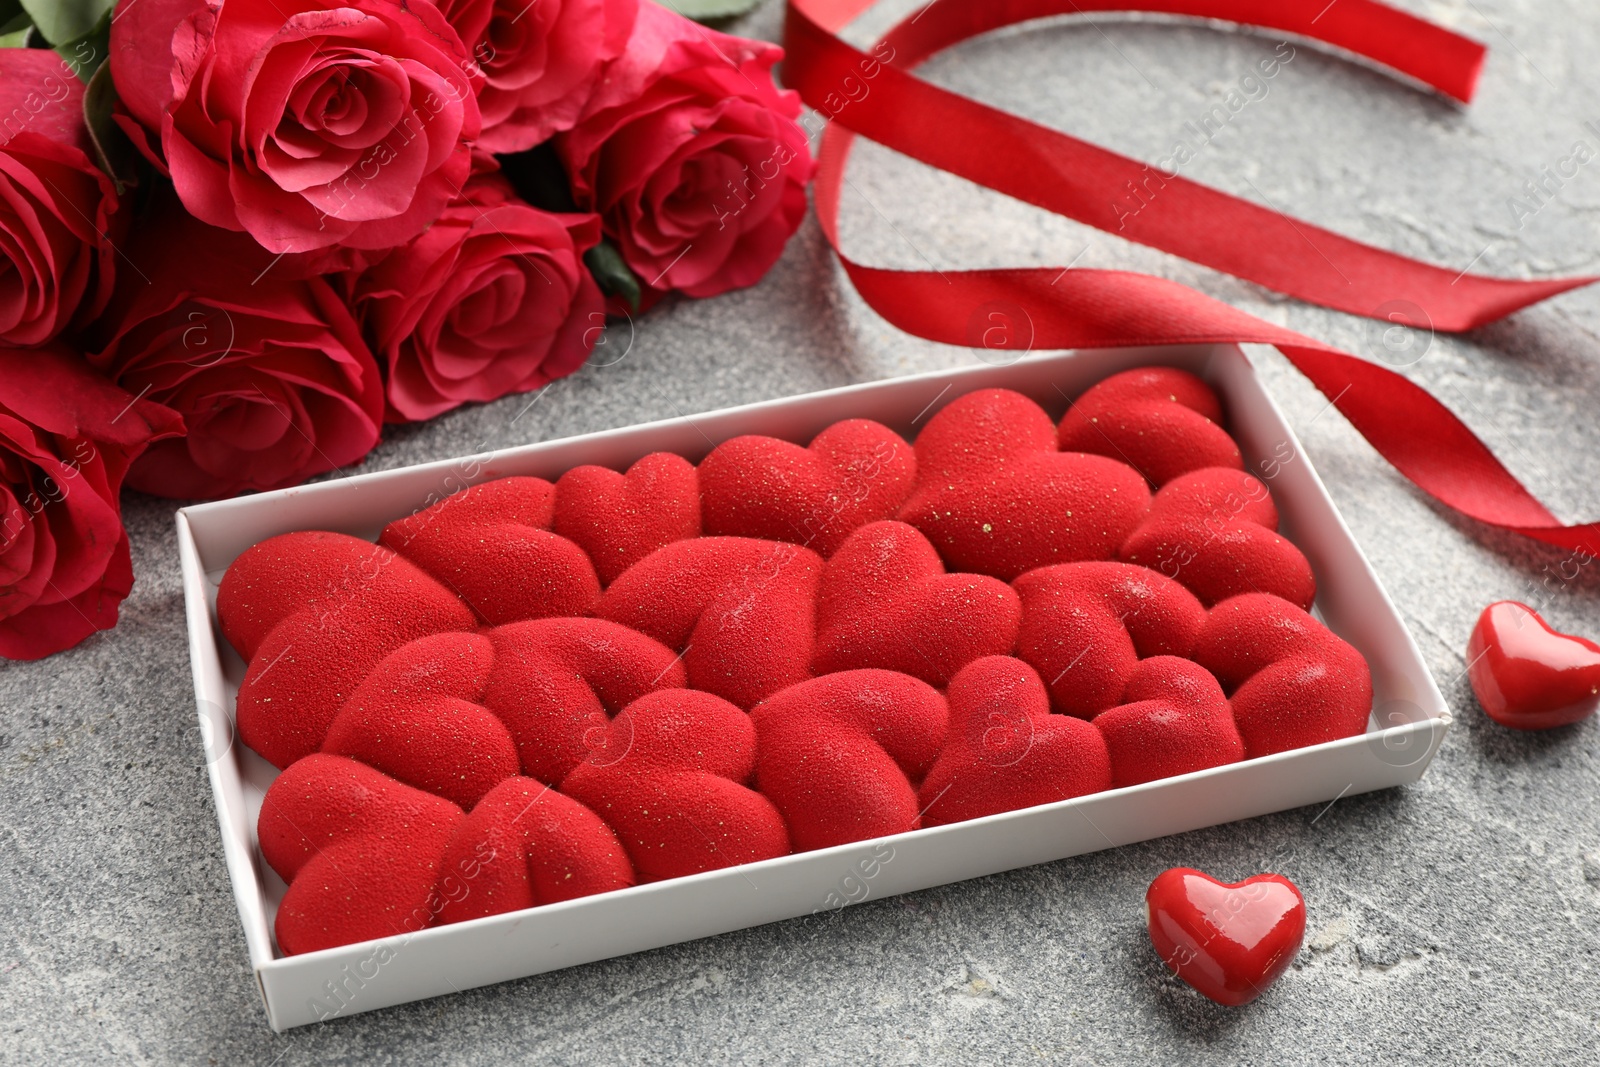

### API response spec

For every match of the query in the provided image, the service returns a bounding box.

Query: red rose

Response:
[556,2,812,300]
[0,345,182,660]
[0,50,120,346]
[435,0,637,153]
[88,202,383,499]
[349,173,604,423]
[110,0,481,255]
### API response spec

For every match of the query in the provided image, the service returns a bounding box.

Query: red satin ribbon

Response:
[783,0,1600,556]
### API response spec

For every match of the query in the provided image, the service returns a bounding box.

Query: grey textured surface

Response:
[5,0,1600,1062]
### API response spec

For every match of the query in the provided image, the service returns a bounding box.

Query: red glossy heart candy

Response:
[1145,868,1305,1006]
[1467,601,1600,730]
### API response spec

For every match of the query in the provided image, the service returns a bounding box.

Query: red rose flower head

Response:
[557,1,814,300]
[434,0,639,153]
[113,0,482,255]
[349,173,605,423]
[0,345,182,660]
[0,50,121,347]
[88,201,384,499]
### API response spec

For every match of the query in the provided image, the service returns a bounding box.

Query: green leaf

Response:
[82,57,139,194]
[0,7,32,47]
[52,8,109,82]
[19,0,112,47]
[583,240,643,314]
[661,0,765,24]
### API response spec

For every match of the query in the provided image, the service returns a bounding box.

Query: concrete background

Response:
[4,0,1600,1061]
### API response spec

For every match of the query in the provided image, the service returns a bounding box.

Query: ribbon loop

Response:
[787,0,1592,327]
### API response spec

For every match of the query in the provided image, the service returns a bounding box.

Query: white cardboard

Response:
[177,344,1449,1030]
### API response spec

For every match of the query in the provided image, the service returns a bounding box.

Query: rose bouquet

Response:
[0,0,813,659]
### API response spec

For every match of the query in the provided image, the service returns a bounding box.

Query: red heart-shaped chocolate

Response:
[1012,561,1208,719]
[1094,656,1243,787]
[228,532,477,769]
[561,688,790,881]
[1192,594,1372,758]
[217,528,399,661]
[814,520,1020,686]
[699,419,916,557]
[1058,367,1242,486]
[596,537,822,709]
[260,755,466,956]
[1119,467,1315,610]
[433,776,635,924]
[380,480,600,626]
[482,617,689,784]
[553,452,701,585]
[1467,600,1600,730]
[1146,867,1305,1006]
[918,656,1110,826]
[322,632,516,810]
[753,669,948,851]
[898,389,1151,581]
[380,476,555,549]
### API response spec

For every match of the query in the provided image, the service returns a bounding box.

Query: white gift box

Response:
[177,343,1449,1030]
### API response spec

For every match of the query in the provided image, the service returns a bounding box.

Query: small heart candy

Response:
[1467,600,1600,730]
[1146,867,1305,1006]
